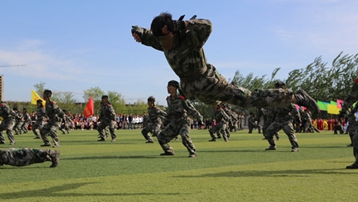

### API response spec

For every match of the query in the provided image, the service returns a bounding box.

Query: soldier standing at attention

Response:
[0,101,18,145]
[0,148,60,168]
[32,100,46,139]
[157,80,203,157]
[40,90,65,148]
[97,95,117,142]
[131,12,319,115]
[141,96,167,143]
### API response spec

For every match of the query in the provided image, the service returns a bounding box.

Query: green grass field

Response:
[0,128,357,202]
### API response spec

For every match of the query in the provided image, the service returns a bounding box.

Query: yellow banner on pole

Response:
[31,90,46,105]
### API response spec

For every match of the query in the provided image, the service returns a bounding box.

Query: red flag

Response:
[84,97,94,118]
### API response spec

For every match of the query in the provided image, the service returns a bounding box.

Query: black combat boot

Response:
[49,150,60,168]
[295,89,319,116]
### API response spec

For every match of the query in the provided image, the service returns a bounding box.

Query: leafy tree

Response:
[33,82,46,95]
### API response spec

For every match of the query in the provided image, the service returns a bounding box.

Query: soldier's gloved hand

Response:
[168,20,185,33]
[131,25,142,42]
[198,115,204,126]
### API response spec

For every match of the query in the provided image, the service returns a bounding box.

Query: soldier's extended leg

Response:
[265,122,281,150]
[141,127,154,143]
[6,129,15,145]
[283,122,299,152]
[346,132,358,169]
[157,131,174,155]
[109,121,116,142]
[40,124,52,146]
[179,127,196,157]
[208,126,217,142]
[97,122,107,141]
[48,124,60,147]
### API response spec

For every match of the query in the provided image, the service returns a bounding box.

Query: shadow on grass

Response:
[199,149,289,153]
[175,168,353,178]
[0,182,181,200]
[64,155,159,160]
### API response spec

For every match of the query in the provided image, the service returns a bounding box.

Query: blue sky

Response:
[1,0,357,106]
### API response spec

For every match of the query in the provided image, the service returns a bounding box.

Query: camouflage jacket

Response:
[36,106,46,121]
[139,19,212,81]
[45,100,65,122]
[23,112,31,123]
[223,107,237,123]
[342,80,358,111]
[274,103,301,123]
[257,107,277,123]
[166,94,202,121]
[148,106,167,124]
[0,102,17,119]
[99,103,116,122]
[212,108,230,123]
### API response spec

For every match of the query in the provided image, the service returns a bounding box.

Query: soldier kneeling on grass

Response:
[0,148,60,168]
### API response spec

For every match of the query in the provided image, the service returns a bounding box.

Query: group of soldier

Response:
[2,11,346,168]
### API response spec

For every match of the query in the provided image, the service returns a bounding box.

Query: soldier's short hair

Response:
[37,99,43,104]
[148,96,155,103]
[274,81,286,89]
[23,108,27,111]
[63,109,67,113]
[13,107,17,110]
[102,95,109,99]
[151,12,173,37]
[167,80,180,88]
[43,89,52,97]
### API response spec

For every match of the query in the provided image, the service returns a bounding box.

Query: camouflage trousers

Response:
[157,118,196,155]
[141,122,161,142]
[265,119,299,149]
[262,120,279,138]
[32,120,45,138]
[209,122,228,140]
[180,64,292,107]
[0,117,16,144]
[21,122,30,133]
[0,148,52,166]
[97,120,116,140]
[14,121,24,135]
[40,120,61,146]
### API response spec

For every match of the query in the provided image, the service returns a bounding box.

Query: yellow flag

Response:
[31,90,46,105]
[327,104,340,115]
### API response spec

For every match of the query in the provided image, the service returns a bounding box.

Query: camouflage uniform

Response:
[222,106,237,137]
[97,103,117,141]
[60,114,72,134]
[157,94,202,157]
[347,105,358,147]
[13,110,24,135]
[209,106,230,142]
[0,148,60,168]
[21,110,31,134]
[133,17,318,114]
[32,104,46,139]
[248,114,257,134]
[238,113,245,130]
[141,106,167,143]
[257,108,280,140]
[265,103,302,152]
[340,80,358,168]
[40,101,65,147]
[302,110,319,133]
[0,102,17,145]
